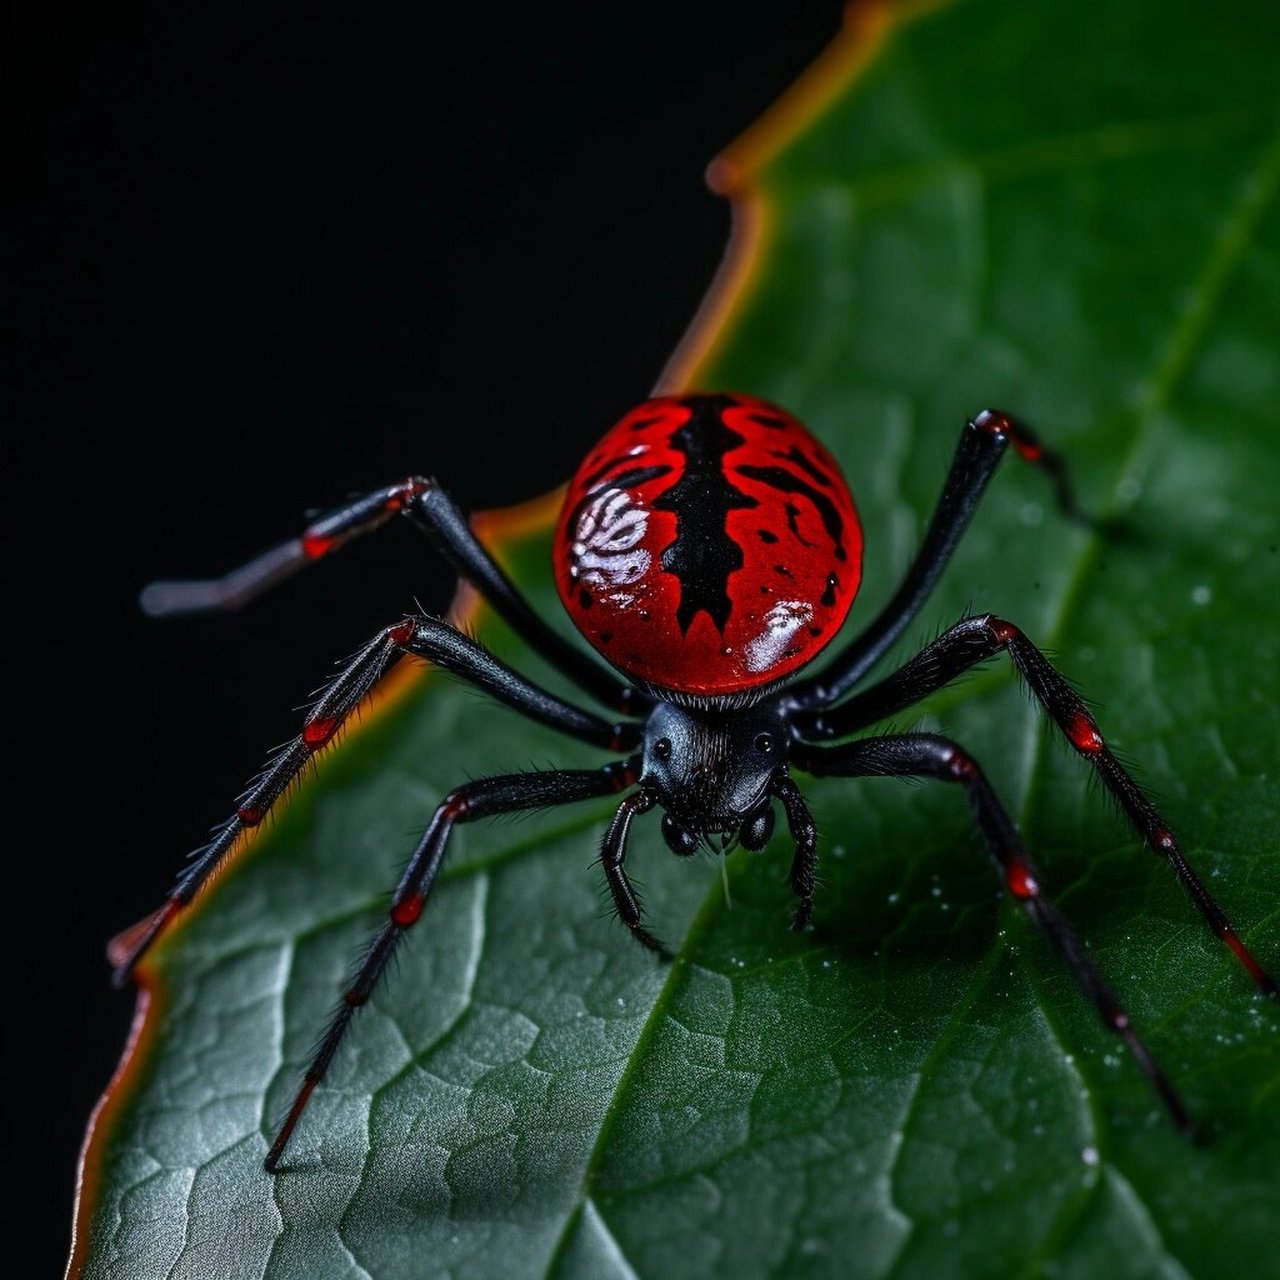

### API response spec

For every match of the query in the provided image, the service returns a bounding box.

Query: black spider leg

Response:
[140,476,645,714]
[790,410,1088,709]
[771,774,818,931]
[797,614,1276,997]
[264,757,639,1171]
[112,613,642,984]
[599,790,668,955]
[796,732,1195,1135]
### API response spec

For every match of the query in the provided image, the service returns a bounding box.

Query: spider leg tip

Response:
[263,1138,292,1174]
[791,902,814,932]
[640,931,674,962]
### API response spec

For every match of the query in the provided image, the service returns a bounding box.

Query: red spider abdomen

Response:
[554,393,862,696]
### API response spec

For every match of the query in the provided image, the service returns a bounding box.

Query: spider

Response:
[115,392,1275,1172]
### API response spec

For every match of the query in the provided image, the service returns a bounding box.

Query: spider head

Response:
[640,698,788,846]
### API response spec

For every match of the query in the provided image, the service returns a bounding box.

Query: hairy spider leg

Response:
[770,774,818,930]
[112,614,641,985]
[798,613,1276,996]
[264,759,640,1172]
[792,410,1090,707]
[598,790,668,955]
[797,732,1195,1134]
[140,476,645,714]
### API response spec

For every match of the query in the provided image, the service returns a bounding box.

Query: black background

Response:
[8,2,847,1272]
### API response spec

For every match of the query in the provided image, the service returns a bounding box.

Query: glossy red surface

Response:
[554,393,861,696]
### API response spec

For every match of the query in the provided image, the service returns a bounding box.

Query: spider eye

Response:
[754,732,775,754]
[654,737,673,760]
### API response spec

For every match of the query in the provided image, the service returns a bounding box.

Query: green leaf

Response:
[74,1,1279,1276]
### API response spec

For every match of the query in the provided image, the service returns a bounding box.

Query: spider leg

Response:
[770,775,818,930]
[112,613,641,984]
[599,790,669,955]
[791,410,1089,708]
[264,758,640,1172]
[795,613,1275,996]
[798,732,1194,1134]
[140,476,644,713]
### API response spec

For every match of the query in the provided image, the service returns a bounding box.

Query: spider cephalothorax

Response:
[641,698,789,840]
[120,391,1276,1172]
